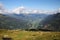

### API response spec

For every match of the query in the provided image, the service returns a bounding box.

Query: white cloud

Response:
[31,10,39,13]
[0,3,60,14]
[50,8,60,14]
[0,3,4,13]
[12,6,25,14]
[12,6,57,14]
[0,3,10,14]
[0,3,4,9]
[58,8,60,12]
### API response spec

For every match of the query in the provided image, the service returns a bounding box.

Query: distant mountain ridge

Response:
[0,13,49,29]
[0,12,60,31]
[38,13,60,31]
[0,14,29,29]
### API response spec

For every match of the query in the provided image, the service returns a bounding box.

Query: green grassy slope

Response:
[0,30,60,40]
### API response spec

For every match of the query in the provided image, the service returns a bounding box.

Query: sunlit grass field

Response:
[0,30,60,40]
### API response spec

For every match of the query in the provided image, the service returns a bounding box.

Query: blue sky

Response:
[0,0,60,11]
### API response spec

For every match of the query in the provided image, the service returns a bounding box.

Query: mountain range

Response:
[0,13,48,29]
[0,12,60,31]
[38,13,60,31]
[0,3,60,31]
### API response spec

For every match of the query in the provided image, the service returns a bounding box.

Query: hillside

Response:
[0,14,29,29]
[0,13,48,30]
[0,30,60,40]
[38,13,60,31]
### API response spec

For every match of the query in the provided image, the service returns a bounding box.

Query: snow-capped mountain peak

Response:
[12,6,26,14]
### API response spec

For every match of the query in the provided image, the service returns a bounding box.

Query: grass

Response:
[0,29,60,40]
